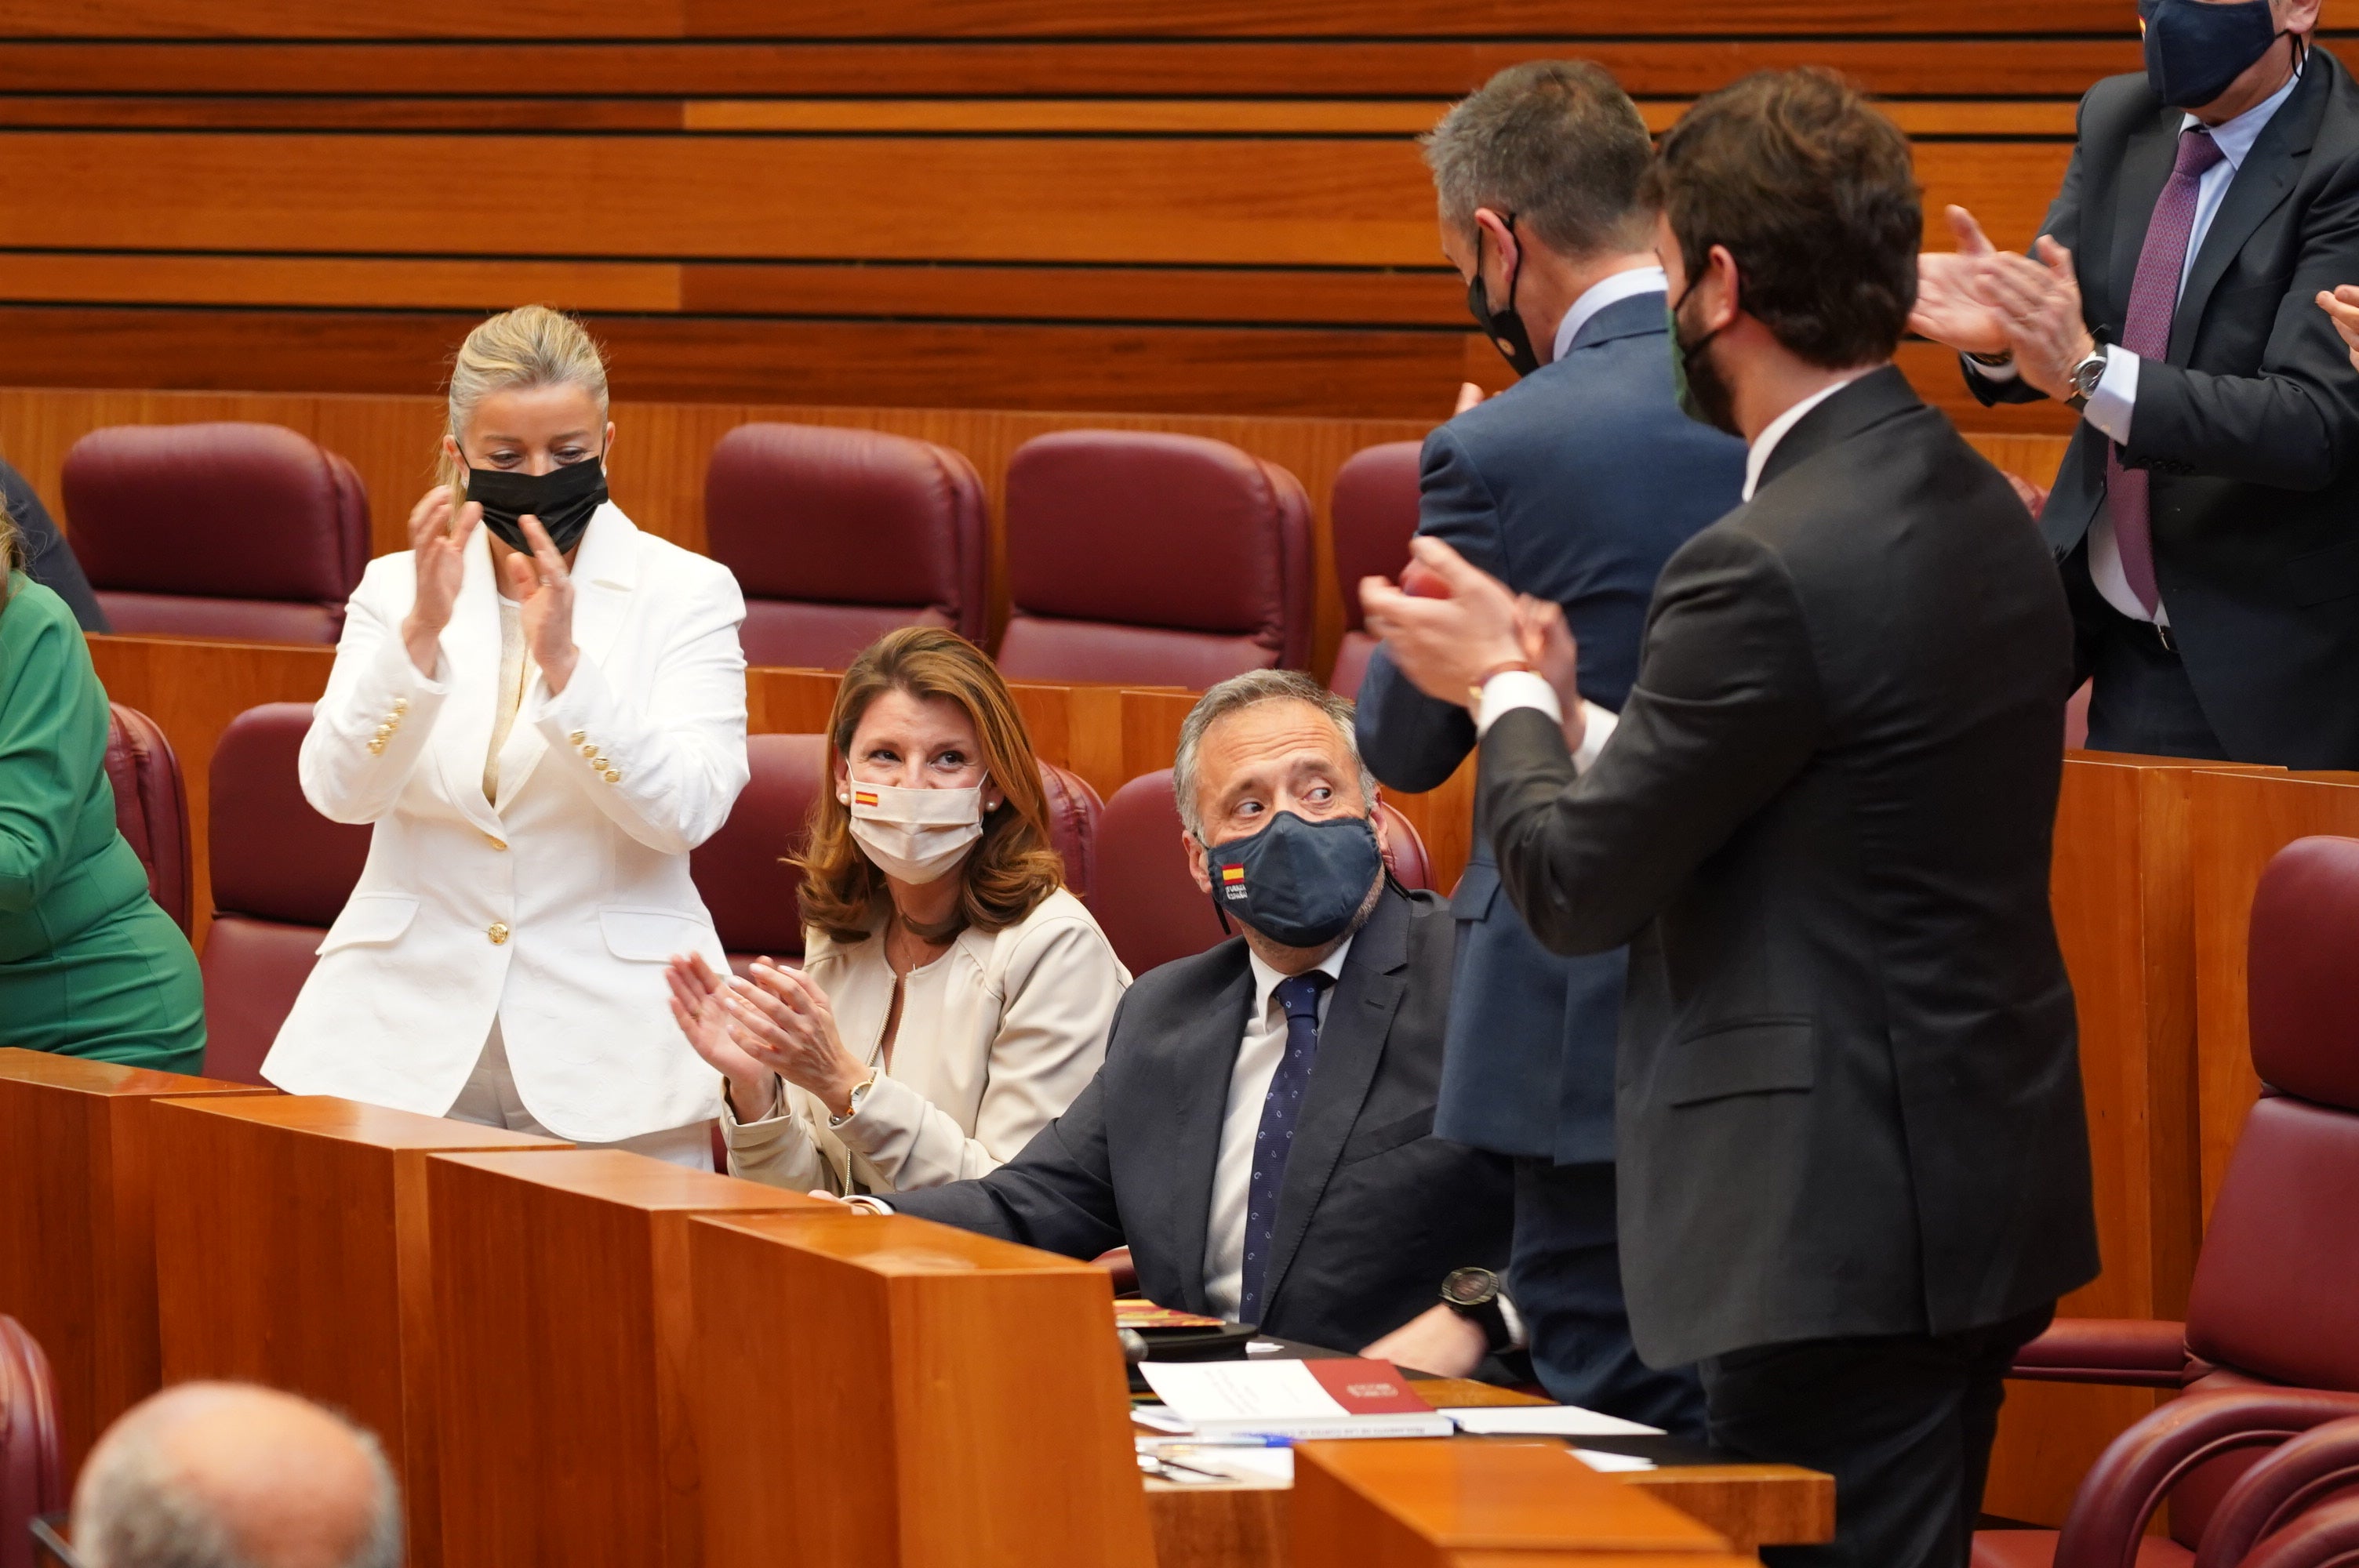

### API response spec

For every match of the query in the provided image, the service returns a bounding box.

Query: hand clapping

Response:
[503,514,580,695]
[1912,205,2095,401]
[399,485,481,678]
[666,953,873,1123]
[1358,537,1530,709]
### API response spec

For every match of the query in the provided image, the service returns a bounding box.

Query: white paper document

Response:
[1571,1448,1658,1472]
[1440,1404,1666,1438]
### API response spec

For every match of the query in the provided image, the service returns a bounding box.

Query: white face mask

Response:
[842,780,985,884]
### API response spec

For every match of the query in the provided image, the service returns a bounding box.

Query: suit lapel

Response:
[2108,106,2185,332]
[1257,890,1409,1323]
[2172,62,2328,359]
[431,533,507,839]
[497,503,638,811]
[1168,958,1256,1316]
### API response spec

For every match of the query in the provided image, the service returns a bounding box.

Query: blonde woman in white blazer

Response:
[263,307,748,1164]
[667,627,1127,1195]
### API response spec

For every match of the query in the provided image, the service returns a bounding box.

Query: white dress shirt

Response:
[1476,372,1870,758]
[1973,64,2303,626]
[1201,936,1352,1321]
[1550,265,1670,365]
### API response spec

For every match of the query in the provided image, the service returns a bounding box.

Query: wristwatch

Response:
[828,1073,878,1128]
[1440,1266,1514,1354]
[2065,343,2110,412]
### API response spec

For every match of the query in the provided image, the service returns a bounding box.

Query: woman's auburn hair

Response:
[794,626,1067,944]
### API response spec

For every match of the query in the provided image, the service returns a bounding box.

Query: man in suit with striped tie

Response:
[1913,0,2359,768]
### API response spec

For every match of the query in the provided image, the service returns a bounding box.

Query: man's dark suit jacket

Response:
[1971,51,2359,767]
[2,458,106,633]
[1481,368,2100,1369]
[1355,292,1745,1164]
[891,883,1514,1355]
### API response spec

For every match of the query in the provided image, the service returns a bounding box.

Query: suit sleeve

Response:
[1481,528,1823,955]
[1966,89,2091,408]
[527,564,750,855]
[889,1036,1129,1261]
[1353,426,1496,793]
[2124,154,2359,491]
[299,560,454,826]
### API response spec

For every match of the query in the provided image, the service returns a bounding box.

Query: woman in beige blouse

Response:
[667,626,1127,1194]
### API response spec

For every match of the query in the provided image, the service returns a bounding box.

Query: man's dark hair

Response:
[1423,61,1656,258]
[1642,69,1921,368]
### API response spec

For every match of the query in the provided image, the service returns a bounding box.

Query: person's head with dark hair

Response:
[1423,60,1662,379]
[1643,69,1921,437]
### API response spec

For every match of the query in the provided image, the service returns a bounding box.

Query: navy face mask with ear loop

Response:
[463,459,608,555]
[1467,214,1543,379]
[2140,0,2288,109]
[1201,810,1387,951]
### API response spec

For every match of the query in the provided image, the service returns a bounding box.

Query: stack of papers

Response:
[1139,1358,1453,1440]
[1438,1405,1664,1438]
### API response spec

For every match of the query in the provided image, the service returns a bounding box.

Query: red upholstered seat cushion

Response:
[1328,631,1381,700]
[2246,837,2359,1111]
[998,430,1312,684]
[64,423,369,644]
[199,916,333,1086]
[104,702,191,935]
[1970,1530,2194,1568]
[704,423,987,669]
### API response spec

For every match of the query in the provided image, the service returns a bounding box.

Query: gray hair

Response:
[73,1386,402,1568]
[1172,670,1377,839]
[1423,60,1656,259]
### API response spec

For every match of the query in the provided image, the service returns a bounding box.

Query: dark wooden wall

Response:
[3,4,2301,434]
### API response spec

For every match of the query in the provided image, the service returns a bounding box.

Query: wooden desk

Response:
[688,1210,1155,1568]
[83,633,336,948]
[425,1150,823,1568]
[2190,768,2359,1218]
[1291,1439,1755,1567]
[1145,1377,1831,1566]
[148,1097,569,1568]
[0,1049,274,1474]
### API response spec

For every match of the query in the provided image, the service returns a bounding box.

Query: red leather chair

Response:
[2234,1494,2359,1568]
[1326,441,1422,699]
[996,432,1314,687]
[1090,768,1430,978]
[1973,834,2359,1568]
[61,423,369,643]
[704,423,988,670]
[0,1316,61,1568]
[199,703,373,1084]
[104,702,191,936]
[689,734,1106,975]
[2192,1414,2359,1566]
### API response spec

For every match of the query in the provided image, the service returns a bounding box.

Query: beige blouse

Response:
[721,887,1129,1195]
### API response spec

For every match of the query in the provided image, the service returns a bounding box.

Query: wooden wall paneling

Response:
[148,1098,569,1568]
[743,666,841,737]
[1983,754,2275,1529]
[84,635,336,949]
[0,1050,272,1476]
[2188,769,2359,1218]
[686,1210,1155,1568]
[425,1150,823,1568]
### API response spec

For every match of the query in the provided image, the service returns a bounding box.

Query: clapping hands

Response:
[1911,206,2095,401]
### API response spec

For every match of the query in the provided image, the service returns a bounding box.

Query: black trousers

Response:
[1698,1304,2055,1568]
[2063,543,2230,760]
[1509,1159,1705,1439]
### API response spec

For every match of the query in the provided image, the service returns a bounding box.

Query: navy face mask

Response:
[2141,0,2285,110]
[1201,810,1384,951]
[463,459,608,555]
[1467,216,1543,379]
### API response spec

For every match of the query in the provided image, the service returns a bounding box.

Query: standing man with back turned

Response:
[1914,0,2359,766]
[1364,71,2100,1568]
[1353,60,1741,1434]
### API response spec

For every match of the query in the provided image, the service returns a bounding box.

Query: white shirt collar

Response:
[1550,265,1669,365]
[2183,60,2303,170]
[1245,934,1354,1022]
[1740,370,1876,501]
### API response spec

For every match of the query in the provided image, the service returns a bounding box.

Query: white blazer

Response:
[262,504,750,1143]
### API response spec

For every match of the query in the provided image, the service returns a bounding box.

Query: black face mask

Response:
[1202,810,1384,951]
[1467,216,1543,379]
[1667,281,1740,437]
[2141,0,2287,109]
[463,459,608,555]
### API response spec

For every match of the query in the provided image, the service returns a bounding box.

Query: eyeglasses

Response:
[31,1512,85,1568]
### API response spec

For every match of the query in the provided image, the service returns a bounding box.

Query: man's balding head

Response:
[71,1383,400,1568]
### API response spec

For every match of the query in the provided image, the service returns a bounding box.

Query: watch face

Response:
[1441,1266,1498,1307]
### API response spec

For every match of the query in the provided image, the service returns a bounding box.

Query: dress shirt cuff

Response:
[2085,346,2139,447]
[1474,670,1561,736]
[1964,354,2022,385]
[842,1196,893,1214]
[1572,705,1617,773]
[1497,1291,1528,1352]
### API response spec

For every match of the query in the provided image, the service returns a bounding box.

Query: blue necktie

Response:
[1237,971,1333,1327]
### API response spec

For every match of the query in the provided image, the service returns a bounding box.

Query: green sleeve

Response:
[0,576,110,914]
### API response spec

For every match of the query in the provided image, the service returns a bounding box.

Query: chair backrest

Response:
[62,423,370,644]
[996,431,1313,687]
[104,702,191,936]
[1090,768,1430,978]
[200,702,373,1083]
[690,734,1105,969]
[0,1316,62,1568]
[1326,441,1422,699]
[705,423,987,670]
